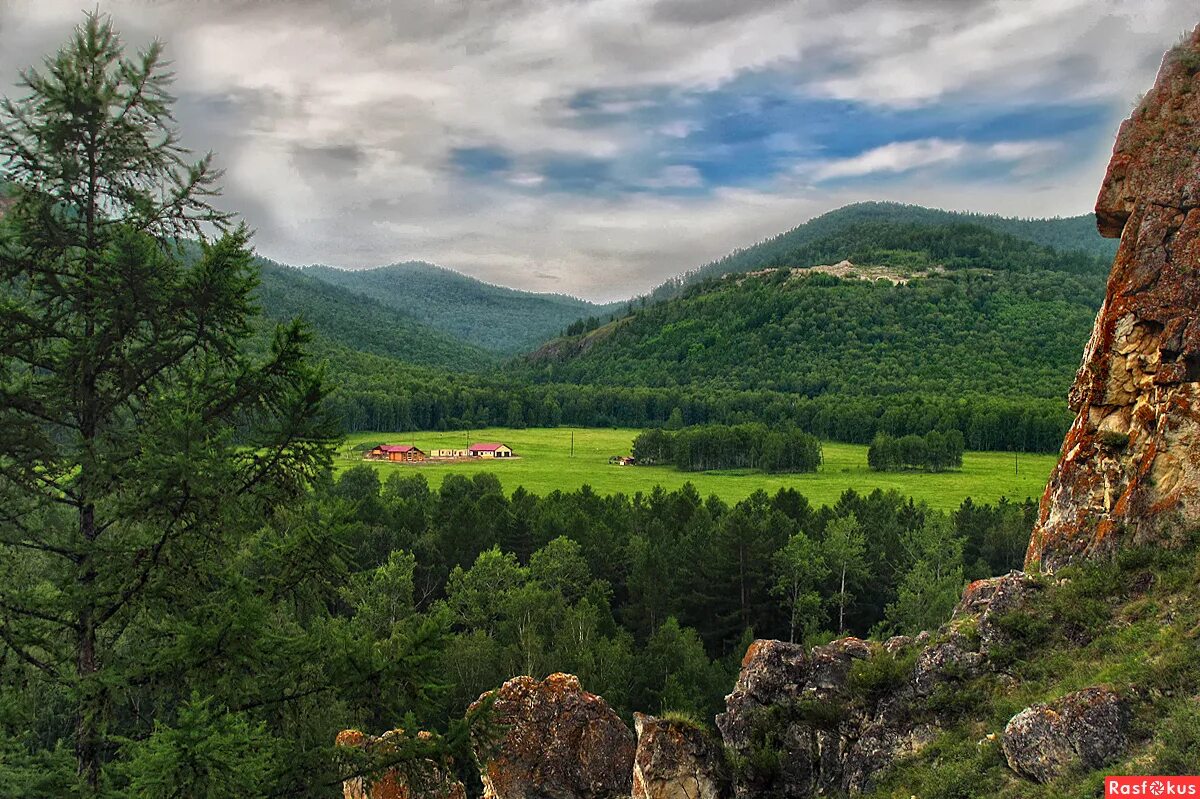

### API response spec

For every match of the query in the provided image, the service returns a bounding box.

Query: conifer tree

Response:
[0,14,335,792]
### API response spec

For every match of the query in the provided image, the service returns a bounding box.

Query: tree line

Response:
[324,349,1073,453]
[868,430,965,472]
[631,424,822,473]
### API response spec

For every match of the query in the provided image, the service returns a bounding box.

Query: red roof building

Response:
[365,444,426,462]
[468,442,514,458]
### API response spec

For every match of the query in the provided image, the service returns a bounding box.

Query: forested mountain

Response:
[524,222,1105,397]
[300,261,623,354]
[254,259,494,370]
[649,201,1116,299]
[503,221,1109,451]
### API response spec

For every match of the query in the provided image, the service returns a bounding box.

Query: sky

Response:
[0,1,1194,300]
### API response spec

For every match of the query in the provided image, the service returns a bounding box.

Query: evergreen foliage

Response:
[0,16,469,795]
[631,424,822,473]
[868,430,965,472]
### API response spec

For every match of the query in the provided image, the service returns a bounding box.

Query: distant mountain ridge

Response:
[299,261,624,355]
[237,202,1122,386]
[254,259,494,371]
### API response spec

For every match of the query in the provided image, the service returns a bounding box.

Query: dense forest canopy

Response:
[632,425,823,473]
[522,266,1101,398]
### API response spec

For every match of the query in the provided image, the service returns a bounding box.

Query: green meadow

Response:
[338,427,1057,510]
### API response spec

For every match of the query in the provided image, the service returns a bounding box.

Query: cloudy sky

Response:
[0,1,1193,299]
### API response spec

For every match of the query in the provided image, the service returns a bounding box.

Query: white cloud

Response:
[810,138,1060,181]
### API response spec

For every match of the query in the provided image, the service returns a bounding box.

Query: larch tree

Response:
[0,14,333,793]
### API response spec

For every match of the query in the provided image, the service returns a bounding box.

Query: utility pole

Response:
[1014,450,1018,476]
[570,430,575,457]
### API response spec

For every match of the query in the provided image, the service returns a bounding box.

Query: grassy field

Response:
[338,428,1057,511]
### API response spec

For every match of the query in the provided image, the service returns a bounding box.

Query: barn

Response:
[365,444,426,463]
[468,442,514,458]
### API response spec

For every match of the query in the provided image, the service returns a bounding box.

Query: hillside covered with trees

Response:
[254,259,496,370]
[508,223,1106,451]
[648,201,1117,300]
[300,262,624,355]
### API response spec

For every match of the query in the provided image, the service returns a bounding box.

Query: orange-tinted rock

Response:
[468,673,635,799]
[1027,25,1200,571]
[632,713,730,799]
[336,728,467,799]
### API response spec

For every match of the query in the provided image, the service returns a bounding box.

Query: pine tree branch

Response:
[0,623,60,677]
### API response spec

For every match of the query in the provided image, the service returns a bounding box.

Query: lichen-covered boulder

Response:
[911,630,983,697]
[953,571,1040,656]
[1027,24,1200,572]
[1001,688,1130,783]
[335,728,467,799]
[717,637,882,799]
[468,673,635,799]
[632,713,731,799]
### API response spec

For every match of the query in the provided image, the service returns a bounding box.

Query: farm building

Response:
[431,449,468,459]
[468,442,514,458]
[365,444,426,463]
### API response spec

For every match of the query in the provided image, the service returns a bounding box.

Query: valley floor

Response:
[338,427,1057,510]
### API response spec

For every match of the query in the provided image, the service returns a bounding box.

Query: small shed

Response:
[468,442,514,458]
[431,449,468,459]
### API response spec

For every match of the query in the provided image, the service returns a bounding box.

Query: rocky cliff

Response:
[1027,24,1200,571]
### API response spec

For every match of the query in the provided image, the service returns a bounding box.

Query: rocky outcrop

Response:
[632,713,730,799]
[1001,688,1130,783]
[716,571,1047,798]
[1027,25,1200,571]
[717,636,934,798]
[335,729,467,799]
[468,673,635,799]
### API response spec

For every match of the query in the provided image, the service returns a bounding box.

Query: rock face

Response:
[717,636,930,798]
[632,713,730,799]
[468,673,635,799]
[717,572,1043,798]
[1001,688,1130,783]
[335,729,467,799]
[1027,25,1200,571]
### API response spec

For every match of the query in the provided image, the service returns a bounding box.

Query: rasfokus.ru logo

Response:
[1107,777,1200,797]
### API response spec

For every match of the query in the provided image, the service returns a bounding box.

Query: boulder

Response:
[717,637,895,799]
[1027,24,1200,571]
[1001,688,1130,783]
[632,713,731,799]
[468,673,635,799]
[335,728,467,799]
[954,571,1040,656]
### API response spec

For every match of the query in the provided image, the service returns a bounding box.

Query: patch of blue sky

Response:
[454,69,1113,196]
